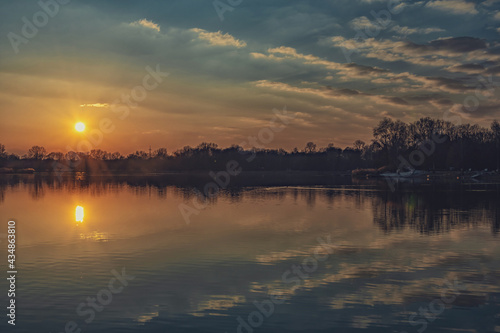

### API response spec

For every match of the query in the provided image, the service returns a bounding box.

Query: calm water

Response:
[1,175,500,333]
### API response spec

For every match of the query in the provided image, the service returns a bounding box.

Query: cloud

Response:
[351,18,444,36]
[257,46,391,80]
[330,36,492,68]
[390,24,445,35]
[339,63,389,79]
[190,29,247,48]
[250,52,268,59]
[389,1,426,12]
[405,93,453,105]
[141,129,167,135]
[2,0,500,152]
[129,19,160,32]
[486,65,500,74]
[423,77,473,92]
[254,80,415,110]
[483,0,500,6]
[254,80,336,100]
[425,0,478,15]
[424,36,487,52]
[252,43,486,98]
[381,96,409,105]
[268,46,314,59]
[454,101,500,117]
[80,103,109,108]
[349,16,380,31]
[494,11,500,20]
[333,88,361,95]
[446,63,485,73]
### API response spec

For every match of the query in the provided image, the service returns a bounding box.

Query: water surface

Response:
[0,175,499,333]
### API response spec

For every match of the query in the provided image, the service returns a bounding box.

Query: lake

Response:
[0,174,499,333]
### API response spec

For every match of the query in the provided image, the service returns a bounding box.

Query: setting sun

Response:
[75,122,86,132]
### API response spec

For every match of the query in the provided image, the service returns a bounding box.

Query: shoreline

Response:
[1,170,500,189]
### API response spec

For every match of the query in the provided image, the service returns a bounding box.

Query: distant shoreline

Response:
[0,170,352,176]
[1,170,500,189]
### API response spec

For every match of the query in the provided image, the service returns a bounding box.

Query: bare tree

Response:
[27,146,47,160]
[89,149,108,160]
[47,152,64,160]
[65,151,80,161]
[110,152,123,160]
[353,140,365,151]
[304,142,317,154]
[373,118,409,164]
[154,148,168,159]
[128,151,148,159]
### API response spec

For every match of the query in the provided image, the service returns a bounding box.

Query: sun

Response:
[75,122,86,132]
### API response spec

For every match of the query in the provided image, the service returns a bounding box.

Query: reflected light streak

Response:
[75,205,84,223]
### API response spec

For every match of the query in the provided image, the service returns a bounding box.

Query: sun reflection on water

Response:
[75,205,84,223]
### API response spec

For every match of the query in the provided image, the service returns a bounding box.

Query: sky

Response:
[0,0,500,155]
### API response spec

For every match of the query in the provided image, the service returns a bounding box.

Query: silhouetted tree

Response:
[128,151,148,159]
[47,152,64,160]
[65,151,80,161]
[110,152,123,160]
[154,148,168,159]
[304,142,317,153]
[27,146,46,160]
[89,149,108,160]
[4,117,500,173]
[373,118,409,166]
[353,140,365,151]
[0,144,6,159]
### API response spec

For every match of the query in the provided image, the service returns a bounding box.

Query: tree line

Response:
[1,117,499,173]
